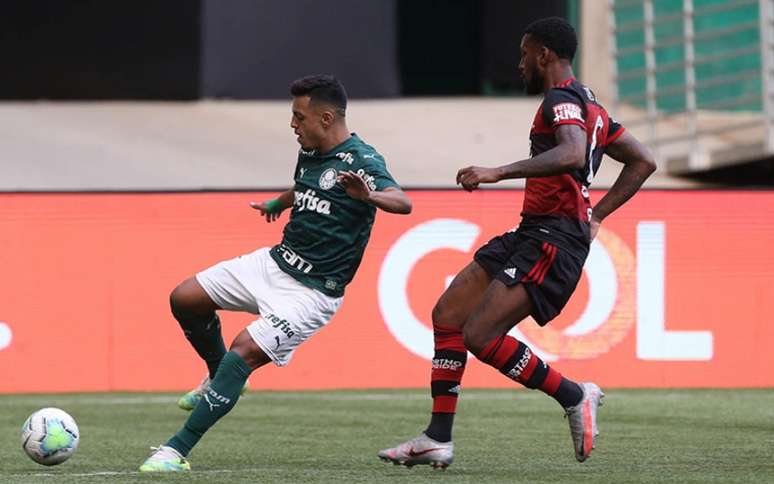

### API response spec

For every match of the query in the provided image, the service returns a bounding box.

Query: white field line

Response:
[8,467,268,478]
[0,391,527,406]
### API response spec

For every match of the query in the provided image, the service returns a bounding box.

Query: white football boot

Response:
[564,382,604,462]
[378,433,453,469]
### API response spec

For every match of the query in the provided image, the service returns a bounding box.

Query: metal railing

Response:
[609,0,774,171]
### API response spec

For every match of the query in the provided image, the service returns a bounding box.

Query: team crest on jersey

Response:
[319,168,338,190]
[553,103,584,123]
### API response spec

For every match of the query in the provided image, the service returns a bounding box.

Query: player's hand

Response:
[590,217,601,240]
[337,170,371,202]
[249,201,282,223]
[456,166,501,191]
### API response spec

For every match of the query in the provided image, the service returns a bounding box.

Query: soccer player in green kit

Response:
[140,75,412,472]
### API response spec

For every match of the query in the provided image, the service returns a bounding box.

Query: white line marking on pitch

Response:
[10,468,269,478]
[0,392,524,407]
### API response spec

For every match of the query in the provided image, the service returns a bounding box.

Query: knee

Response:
[431,303,445,327]
[169,284,190,320]
[432,299,462,329]
[462,323,489,357]
[229,332,252,357]
[229,330,270,370]
[170,279,210,324]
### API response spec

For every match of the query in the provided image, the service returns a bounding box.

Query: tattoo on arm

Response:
[498,124,587,180]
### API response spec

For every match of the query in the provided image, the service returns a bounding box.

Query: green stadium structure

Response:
[609,0,774,176]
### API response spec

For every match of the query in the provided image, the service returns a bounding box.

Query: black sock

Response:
[554,378,583,408]
[425,413,455,442]
[178,313,227,379]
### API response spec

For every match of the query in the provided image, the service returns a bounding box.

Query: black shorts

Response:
[473,229,589,326]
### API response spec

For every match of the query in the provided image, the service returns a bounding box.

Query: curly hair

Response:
[524,16,578,61]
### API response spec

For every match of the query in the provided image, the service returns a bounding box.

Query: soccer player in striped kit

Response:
[380,17,656,468]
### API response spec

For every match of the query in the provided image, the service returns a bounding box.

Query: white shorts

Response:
[195,247,342,366]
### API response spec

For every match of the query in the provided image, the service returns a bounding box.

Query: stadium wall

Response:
[0,0,569,100]
[1,190,772,393]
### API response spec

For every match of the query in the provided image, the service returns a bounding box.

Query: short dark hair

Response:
[290,74,347,117]
[524,16,577,61]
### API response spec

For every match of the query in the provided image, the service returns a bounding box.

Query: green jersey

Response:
[270,134,399,297]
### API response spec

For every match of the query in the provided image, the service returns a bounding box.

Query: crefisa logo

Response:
[377,219,713,363]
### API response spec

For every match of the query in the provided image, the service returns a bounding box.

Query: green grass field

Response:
[1,389,773,483]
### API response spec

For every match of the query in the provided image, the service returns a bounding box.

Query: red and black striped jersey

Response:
[521,77,625,246]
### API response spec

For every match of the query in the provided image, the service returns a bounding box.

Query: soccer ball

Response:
[21,407,80,466]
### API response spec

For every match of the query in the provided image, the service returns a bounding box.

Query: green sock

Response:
[166,351,252,456]
[181,314,227,379]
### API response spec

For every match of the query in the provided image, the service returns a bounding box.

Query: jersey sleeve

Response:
[357,154,400,192]
[541,88,586,132]
[605,116,626,145]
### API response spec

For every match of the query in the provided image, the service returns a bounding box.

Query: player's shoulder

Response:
[547,79,599,106]
[347,135,387,167]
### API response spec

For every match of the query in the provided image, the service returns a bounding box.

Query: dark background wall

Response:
[202,0,401,99]
[397,0,481,96]
[398,0,569,96]
[479,0,571,95]
[0,0,202,100]
[0,0,568,100]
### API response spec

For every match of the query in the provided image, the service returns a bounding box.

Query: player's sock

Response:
[425,324,467,443]
[475,335,582,408]
[177,313,227,379]
[166,351,252,456]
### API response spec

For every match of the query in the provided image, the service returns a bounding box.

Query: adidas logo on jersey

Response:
[504,267,517,279]
[294,189,332,215]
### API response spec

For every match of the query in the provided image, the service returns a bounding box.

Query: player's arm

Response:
[589,131,656,238]
[456,124,586,191]
[249,187,295,223]
[337,171,412,214]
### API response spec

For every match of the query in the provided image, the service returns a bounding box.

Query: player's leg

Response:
[140,330,269,472]
[165,332,269,456]
[426,261,492,441]
[169,277,226,382]
[175,252,267,410]
[464,236,603,462]
[377,261,491,469]
[464,280,583,409]
[144,247,342,470]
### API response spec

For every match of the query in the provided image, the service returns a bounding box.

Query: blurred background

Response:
[3,0,772,190]
[1,0,773,393]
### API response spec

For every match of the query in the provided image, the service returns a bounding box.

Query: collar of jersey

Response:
[307,133,360,158]
[552,77,576,89]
